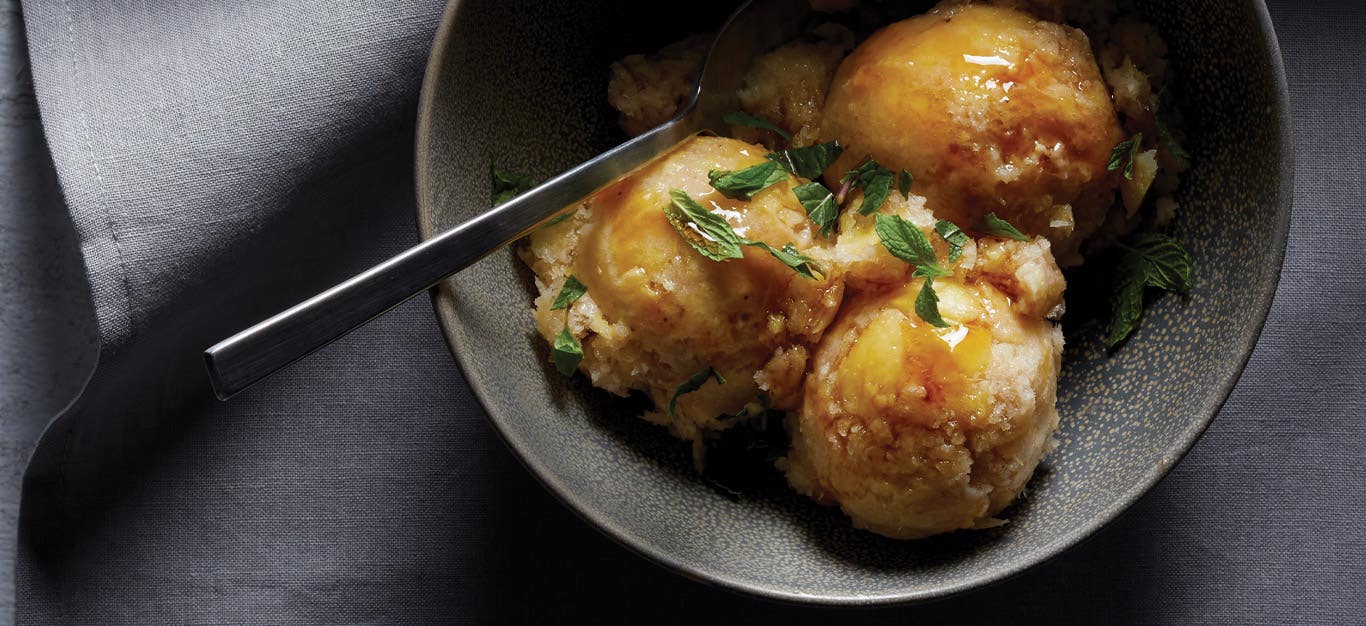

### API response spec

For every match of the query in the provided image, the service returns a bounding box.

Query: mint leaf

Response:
[767,140,842,179]
[492,168,535,205]
[552,326,583,376]
[715,393,770,422]
[897,169,914,198]
[666,189,823,279]
[1105,232,1194,348]
[722,111,792,142]
[541,210,575,229]
[875,215,952,327]
[669,367,726,416]
[792,181,838,236]
[840,159,894,215]
[1105,255,1147,348]
[934,219,968,263]
[1107,133,1143,180]
[749,241,823,280]
[664,188,745,261]
[874,214,948,278]
[550,276,587,310]
[1155,111,1189,161]
[976,212,1030,241]
[915,276,950,328]
[707,161,788,200]
[1119,233,1194,293]
[715,403,761,422]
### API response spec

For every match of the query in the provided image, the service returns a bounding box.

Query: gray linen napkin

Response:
[15,0,1366,623]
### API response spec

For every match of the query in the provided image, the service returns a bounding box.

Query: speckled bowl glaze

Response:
[415,0,1292,605]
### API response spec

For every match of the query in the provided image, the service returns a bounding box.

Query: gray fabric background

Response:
[5,0,1364,622]
[0,1,97,621]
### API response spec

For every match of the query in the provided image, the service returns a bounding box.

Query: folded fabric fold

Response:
[17,0,454,621]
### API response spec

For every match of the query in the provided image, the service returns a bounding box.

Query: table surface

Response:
[0,1,1362,623]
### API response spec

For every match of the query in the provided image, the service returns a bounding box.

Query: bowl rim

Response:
[413,0,1295,606]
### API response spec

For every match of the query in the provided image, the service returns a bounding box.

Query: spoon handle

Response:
[204,119,694,400]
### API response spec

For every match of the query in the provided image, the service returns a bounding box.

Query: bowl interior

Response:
[415,0,1291,604]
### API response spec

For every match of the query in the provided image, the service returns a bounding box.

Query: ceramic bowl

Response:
[415,0,1292,604]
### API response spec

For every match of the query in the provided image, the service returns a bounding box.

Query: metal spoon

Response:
[204,0,811,400]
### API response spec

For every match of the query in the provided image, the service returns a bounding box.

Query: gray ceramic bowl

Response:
[415,0,1292,605]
